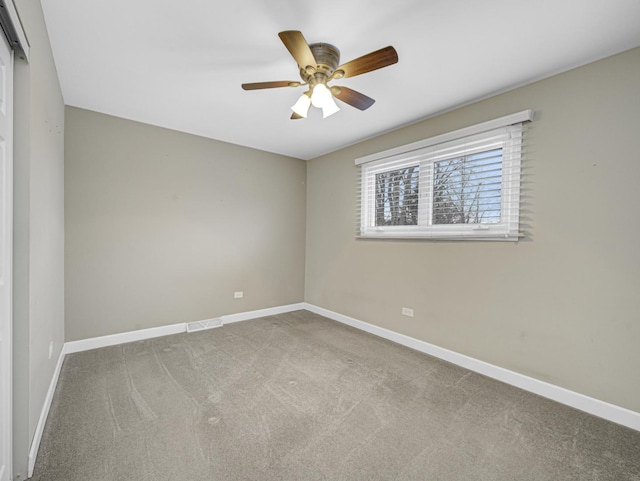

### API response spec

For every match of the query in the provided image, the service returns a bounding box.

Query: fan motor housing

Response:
[301,43,340,85]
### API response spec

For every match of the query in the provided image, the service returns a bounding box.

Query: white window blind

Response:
[356,110,532,241]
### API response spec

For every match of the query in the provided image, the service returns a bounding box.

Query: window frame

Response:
[356,111,532,241]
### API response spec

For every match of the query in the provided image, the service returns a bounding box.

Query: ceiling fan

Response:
[242,31,398,119]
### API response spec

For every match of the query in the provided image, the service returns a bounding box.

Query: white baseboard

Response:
[303,303,640,432]
[28,345,66,478]
[221,303,306,324]
[64,303,307,354]
[64,322,187,354]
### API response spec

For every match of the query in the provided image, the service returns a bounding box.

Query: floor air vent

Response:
[187,318,223,333]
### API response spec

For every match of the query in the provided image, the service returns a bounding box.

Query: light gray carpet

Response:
[32,310,640,480]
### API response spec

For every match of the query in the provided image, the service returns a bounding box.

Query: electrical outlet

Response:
[234,291,243,299]
[401,307,414,317]
[49,341,54,359]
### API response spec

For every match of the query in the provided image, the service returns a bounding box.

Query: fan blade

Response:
[278,31,317,69]
[331,86,375,111]
[335,46,398,78]
[242,81,301,90]
[291,112,304,120]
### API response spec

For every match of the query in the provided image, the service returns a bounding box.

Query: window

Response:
[356,111,532,241]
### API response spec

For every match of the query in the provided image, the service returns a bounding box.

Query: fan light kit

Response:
[242,31,398,120]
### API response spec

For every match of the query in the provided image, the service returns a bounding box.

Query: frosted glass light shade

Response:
[321,97,340,118]
[291,94,311,117]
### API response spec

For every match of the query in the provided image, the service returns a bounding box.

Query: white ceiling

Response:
[41,0,640,160]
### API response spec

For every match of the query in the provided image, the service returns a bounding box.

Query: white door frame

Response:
[0,2,28,479]
[0,29,14,481]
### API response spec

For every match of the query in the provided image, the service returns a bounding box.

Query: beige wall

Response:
[305,47,640,413]
[13,0,66,476]
[65,107,306,341]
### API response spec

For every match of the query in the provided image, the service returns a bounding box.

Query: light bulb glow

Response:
[291,94,311,118]
[311,83,332,108]
[310,83,340,118]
